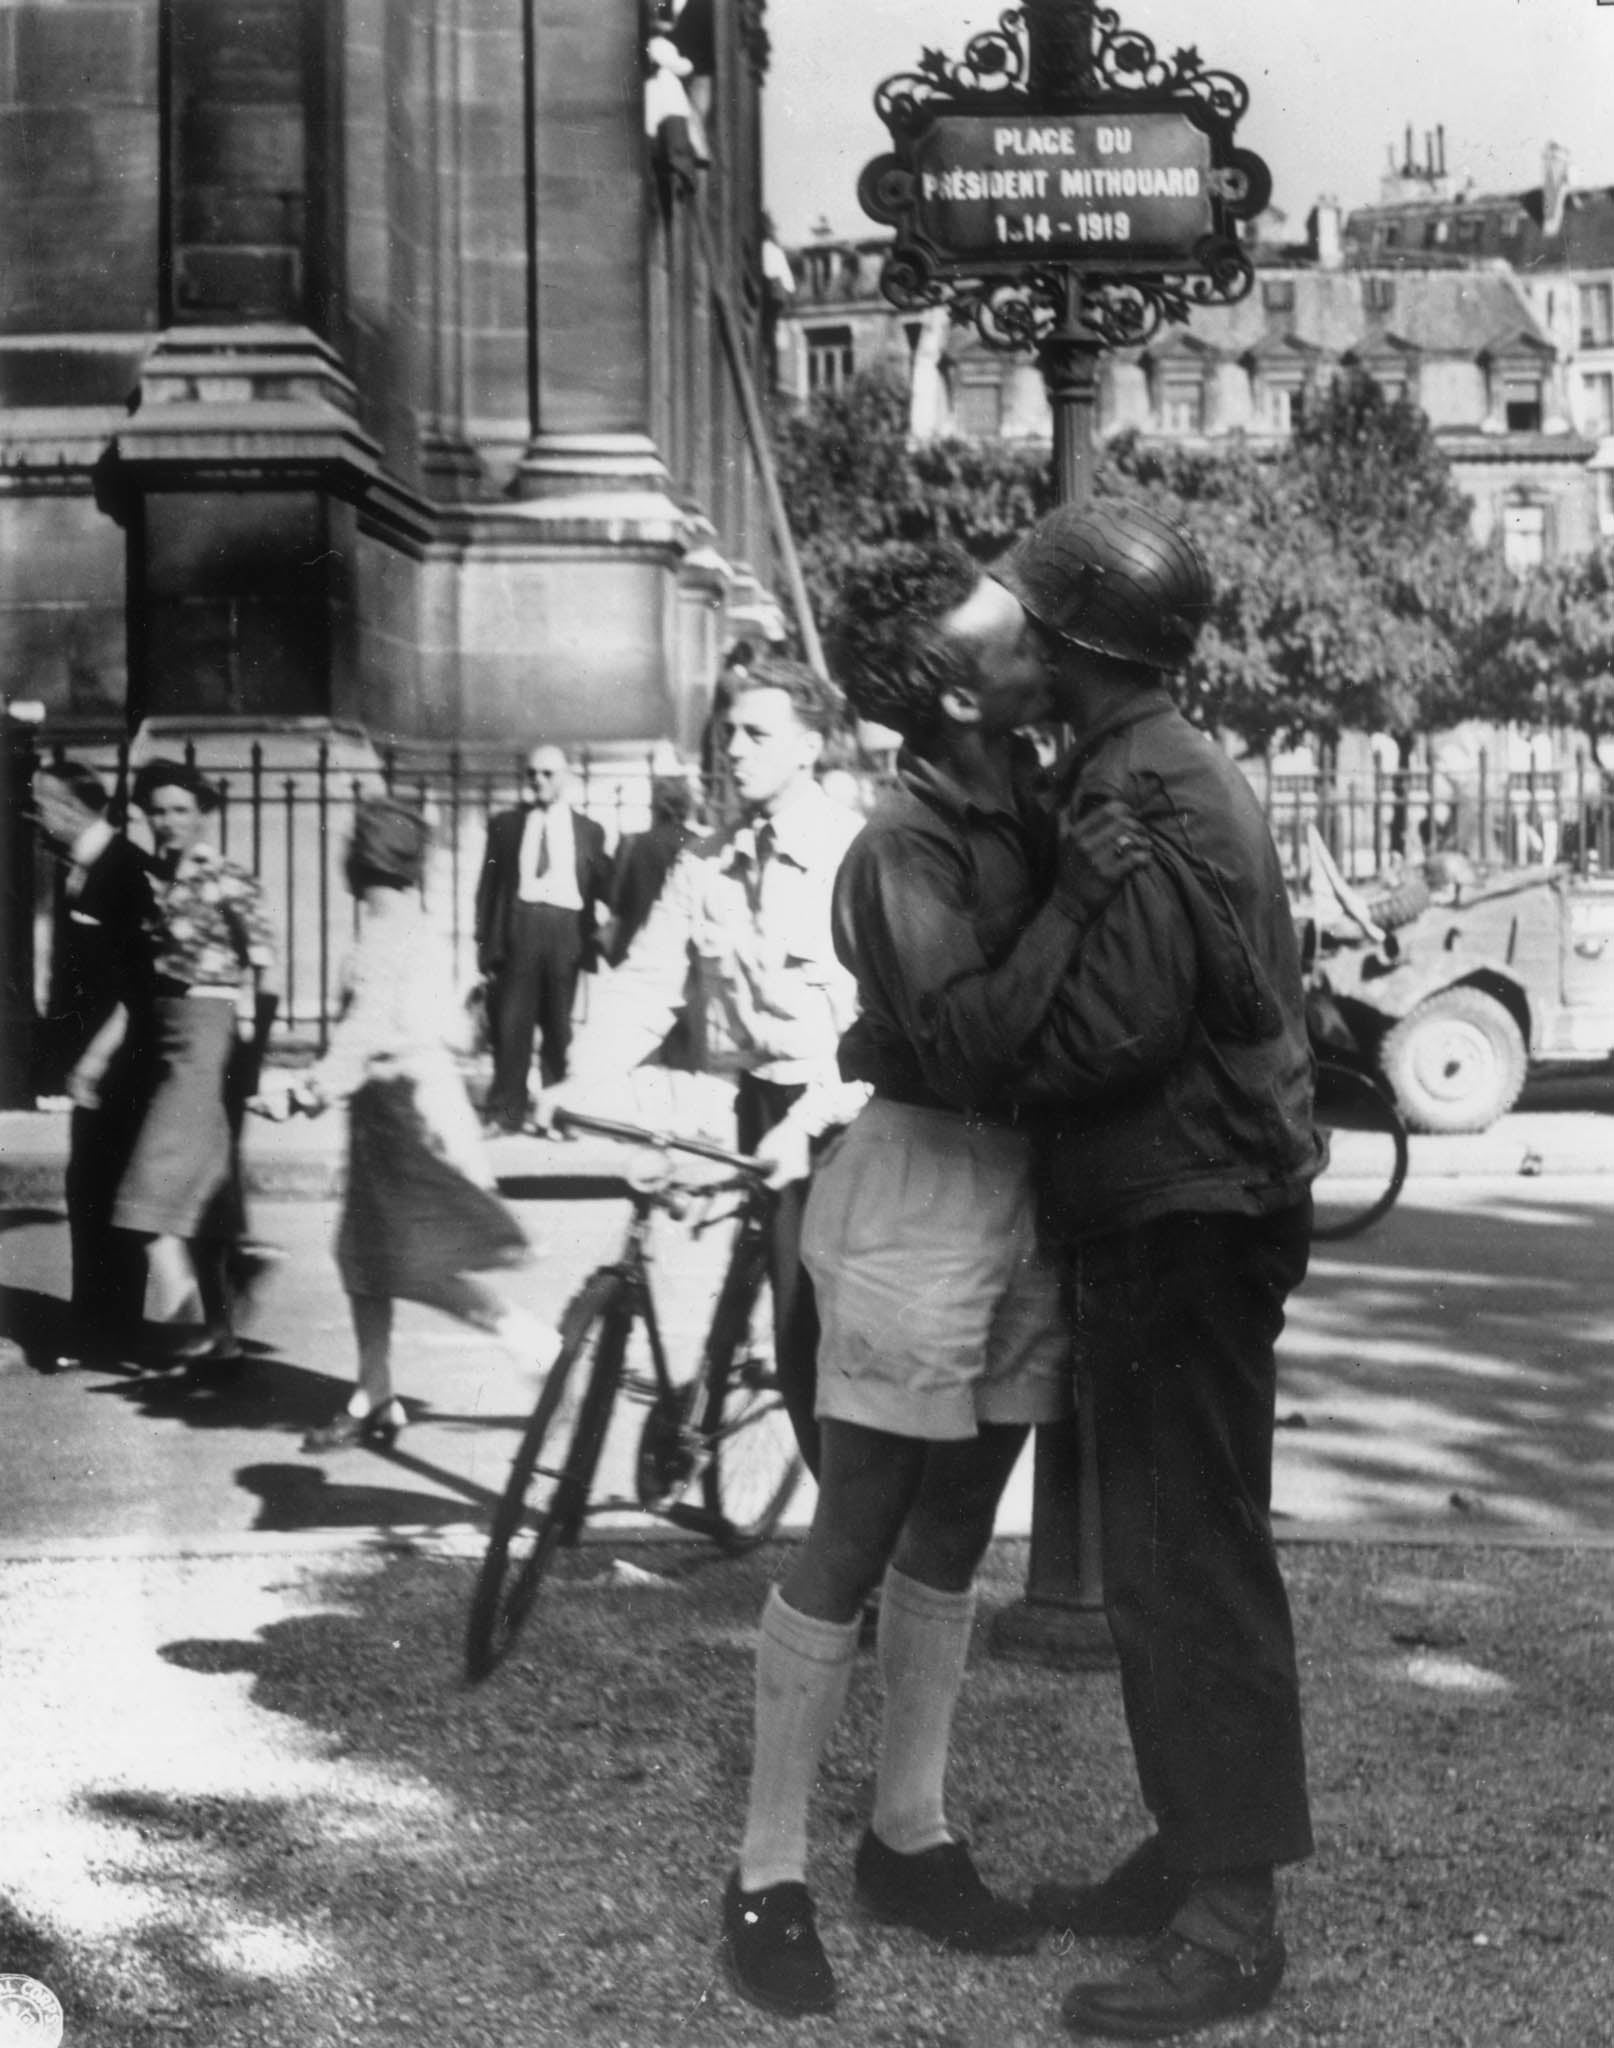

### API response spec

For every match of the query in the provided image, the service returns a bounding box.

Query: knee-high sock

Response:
[738,1587,860,1892]
[871,1566,977,1856]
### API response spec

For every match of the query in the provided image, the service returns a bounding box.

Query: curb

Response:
[3,1520,1613,1568]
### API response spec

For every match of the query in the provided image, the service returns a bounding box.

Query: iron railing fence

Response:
[25,734,684,1049]
[24,730,1614,1058]
[1254,758,1614,884]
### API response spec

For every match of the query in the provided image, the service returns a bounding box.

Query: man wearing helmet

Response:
[999,498,1321,2038]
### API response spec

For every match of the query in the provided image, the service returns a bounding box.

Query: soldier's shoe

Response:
[854,1831,1041,1955]
[1030,1836,1193,1939]
[721,1872,837,2017]
[1060,1928,1286,2039]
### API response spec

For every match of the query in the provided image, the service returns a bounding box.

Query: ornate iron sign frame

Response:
[857,6,1272,350]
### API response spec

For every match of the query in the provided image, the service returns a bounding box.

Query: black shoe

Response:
[854,1831,1040,1955]
[1031,1836,1193,1939]
[721,1872,837,2017]
[1060,1928,1286,2039]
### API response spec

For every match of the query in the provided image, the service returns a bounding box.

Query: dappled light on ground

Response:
[1276,1181,1614,1533]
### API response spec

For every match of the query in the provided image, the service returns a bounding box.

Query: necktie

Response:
[534,812,550,877]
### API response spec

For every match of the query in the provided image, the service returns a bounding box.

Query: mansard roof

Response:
[1112,267,1553,364]
[1344,185,1614,273]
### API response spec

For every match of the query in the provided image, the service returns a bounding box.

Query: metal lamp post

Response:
[858,0,1270,1664]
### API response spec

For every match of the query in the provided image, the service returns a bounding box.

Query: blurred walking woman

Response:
[109,759,276,1358]
[270,797,557,1451]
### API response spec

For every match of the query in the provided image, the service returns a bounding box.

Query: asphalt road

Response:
[4,1167,1614,1556]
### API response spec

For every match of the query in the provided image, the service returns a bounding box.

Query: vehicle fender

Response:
[1341,959,1533,1039]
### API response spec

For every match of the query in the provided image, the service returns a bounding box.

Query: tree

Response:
[1099,374,1488,757]
[775,362,1506,764]
[771,363,1054,635]
[1468,545,1614,750]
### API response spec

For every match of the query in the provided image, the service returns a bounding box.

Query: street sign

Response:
[858,7,1271,350]
[910,110,1214,270]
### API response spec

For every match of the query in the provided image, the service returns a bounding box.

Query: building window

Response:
[1159,384,1205,434]
[805,324,854,394]
[1264,383,1300,433]
[1261,278,1295,314]
[1597,470,1614,534]
[1583,371,1614,437]
[1456,215,1483,249]
[1380,223,1402,250]
[1503,377,1542,432]
[1423,218,1448,249]
[1579,283,1614,347]
[1502,502,1546,573]
[954,379,1002,439]
[1363,276,1395,315]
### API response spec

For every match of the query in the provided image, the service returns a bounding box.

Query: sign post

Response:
[859,0,1269,1666]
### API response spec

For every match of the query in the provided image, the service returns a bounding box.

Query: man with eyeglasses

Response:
[542,654,865,1475]
[474,744,612,1135]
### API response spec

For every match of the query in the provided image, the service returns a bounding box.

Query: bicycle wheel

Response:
[464,1271,630,1681]
[698,1237,804,1549]
[1312,1059,1409,1242]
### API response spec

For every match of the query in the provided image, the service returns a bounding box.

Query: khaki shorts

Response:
[801,1097,1072,1442]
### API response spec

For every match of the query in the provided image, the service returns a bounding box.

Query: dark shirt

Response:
[832,753,1093,1120]
[50,829,156,1065]
[607,819,699,967]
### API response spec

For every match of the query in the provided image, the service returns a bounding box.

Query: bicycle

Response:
[1311,1053,1410,1241]
[465,1107,804,1681]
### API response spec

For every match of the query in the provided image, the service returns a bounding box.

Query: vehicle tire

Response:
[1379,986,1528,1135]
[698,1236,803,1550]
[464,1270,630,1682]
[1362,871,1431,931]
[1311,1059,1409,1240]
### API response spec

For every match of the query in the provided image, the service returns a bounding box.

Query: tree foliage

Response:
[1100,373,1487,753]
[770,363,1054,630]
[772,361,1614,758]
[1468,545,1614,746]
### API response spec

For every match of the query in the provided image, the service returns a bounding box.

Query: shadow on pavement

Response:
[1283,1191,1614,1532]
[0,1280,79,1368]
[234,1460,494,1533]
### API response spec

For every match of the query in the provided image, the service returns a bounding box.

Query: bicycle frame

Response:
[551,1109,775,1526]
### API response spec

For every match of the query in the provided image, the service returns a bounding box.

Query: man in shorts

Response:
[834,507,1322,2040]
[719,546,1148,2018]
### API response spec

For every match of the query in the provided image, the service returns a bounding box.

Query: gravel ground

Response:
[2,1537,1610,2048]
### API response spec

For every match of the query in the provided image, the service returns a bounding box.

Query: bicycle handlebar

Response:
[551,1106,765,1179]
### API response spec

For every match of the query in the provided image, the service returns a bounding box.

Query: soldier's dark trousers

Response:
[1067,1199,1315,1873]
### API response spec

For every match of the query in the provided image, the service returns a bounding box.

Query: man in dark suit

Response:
[31,760,156,1367]
[474,744,612,1133]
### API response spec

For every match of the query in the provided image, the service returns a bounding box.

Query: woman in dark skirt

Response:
[266,797,558,1450]
[110,759,278,1360]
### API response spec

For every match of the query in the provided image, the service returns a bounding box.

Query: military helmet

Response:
[996,498,1213,670]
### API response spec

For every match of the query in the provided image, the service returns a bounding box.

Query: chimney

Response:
[1310,197,1344,271]
[1543,142,1570,237]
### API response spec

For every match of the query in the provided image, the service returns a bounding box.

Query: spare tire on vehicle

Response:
[1378,985,1528,1134]
[1361,871,1432,932]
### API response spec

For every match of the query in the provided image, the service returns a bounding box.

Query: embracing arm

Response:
[843,802,1148,1108]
